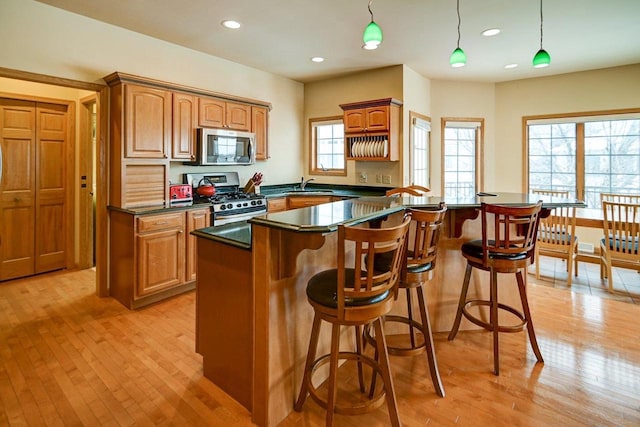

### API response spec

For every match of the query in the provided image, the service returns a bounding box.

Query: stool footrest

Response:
[462,299,527,333]
[308,351,387,415]
[364,315,427,357]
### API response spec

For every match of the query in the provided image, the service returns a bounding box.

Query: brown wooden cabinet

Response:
[124,84,172,159]
[340,98,402,161]
[286,195,333,210]
[105,74,170,209]
[135,212,185,298]
[186,207,211,282]
[172,92,198,161]
[110,207,209,309]
[199,97,250,131]
[267,197,287,212]
[252,106,269,160]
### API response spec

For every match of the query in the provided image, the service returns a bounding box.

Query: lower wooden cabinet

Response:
[267,197,287,212]
[109,206,210,309]
[286,195,333,210]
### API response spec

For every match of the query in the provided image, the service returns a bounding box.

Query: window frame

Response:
[440,117,485,197]
[522,108,640,211]
[409,111,431,188]
[309,115,347,176]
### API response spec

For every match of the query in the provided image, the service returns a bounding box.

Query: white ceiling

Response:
[37,0,640,84]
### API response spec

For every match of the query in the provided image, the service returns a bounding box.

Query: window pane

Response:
[311,120,345,172]
[444,124,478,196]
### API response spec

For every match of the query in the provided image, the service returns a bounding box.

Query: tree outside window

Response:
[310,116,346,176]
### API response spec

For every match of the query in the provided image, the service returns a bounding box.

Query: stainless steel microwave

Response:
[188,128,256,166]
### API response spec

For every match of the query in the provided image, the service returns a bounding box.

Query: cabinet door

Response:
[365,106,390,131]
[172,92,197,160]
[344,109,366,132]
[186,208,211,282]
[136,223,185,298]
[252,106,268,160]
[226,102,251,131]
[267,197,287,212]
[199,97,225,128]
[287,196,332,210]
[125,84,171,158]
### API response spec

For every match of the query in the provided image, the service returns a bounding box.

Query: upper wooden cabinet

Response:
[199,97,250,131]
[172,92,198,161]
[340,98,402,162]
[343,105,390,133]
[124,84,172,159]
[252,106,269,160]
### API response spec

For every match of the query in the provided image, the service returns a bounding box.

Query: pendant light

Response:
[533,0,551,68]
[363,0,382,50]
[449,0,466,67]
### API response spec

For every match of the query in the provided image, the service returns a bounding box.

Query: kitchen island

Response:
[193,193,584,427]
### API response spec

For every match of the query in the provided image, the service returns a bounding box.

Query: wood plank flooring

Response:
[1,268,639,426]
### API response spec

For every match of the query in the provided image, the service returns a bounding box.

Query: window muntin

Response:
[310,117,346,176]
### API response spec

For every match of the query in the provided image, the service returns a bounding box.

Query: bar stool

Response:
[385,185,430,196]
[448,201,544,375]
[294,215,411,426]
[364,204,448,397]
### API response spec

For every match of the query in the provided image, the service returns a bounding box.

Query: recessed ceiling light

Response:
[481,28,501,37]
[311,57,325,63]
[504,63,519,69]
[221,20,241,29]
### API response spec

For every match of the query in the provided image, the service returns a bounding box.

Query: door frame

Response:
[0,66,109,296]
[79,94,96,269]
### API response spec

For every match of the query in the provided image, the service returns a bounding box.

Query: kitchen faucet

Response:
[300,176,315,190]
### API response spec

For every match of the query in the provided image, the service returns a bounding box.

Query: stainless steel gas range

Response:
[184,172,267,226]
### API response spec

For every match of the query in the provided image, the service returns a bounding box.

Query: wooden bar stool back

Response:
[385,185,430,197]
[294,215,411,426]
[448,201,544,375]
[364,204,447,397]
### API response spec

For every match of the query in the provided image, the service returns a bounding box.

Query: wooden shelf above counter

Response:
[340,98,402,162]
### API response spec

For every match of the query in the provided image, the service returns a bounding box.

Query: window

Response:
[525,110,640,209]
[409,112,431,188]
[310,116,346,176]
[441,118,484,198]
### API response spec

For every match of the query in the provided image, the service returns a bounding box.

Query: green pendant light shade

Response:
[533,0,551,67]
[363,1,382,49]
[450,47,467,67]
[533,48,550,67]
[450,0,466,67]
[363,20,383,49]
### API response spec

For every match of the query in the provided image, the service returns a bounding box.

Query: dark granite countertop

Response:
[258,183,391,198]
[108,203,212,216]
[193,192,586,248]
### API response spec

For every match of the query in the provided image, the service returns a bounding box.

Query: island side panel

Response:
[252,224,335,427]
[196,237,253,411]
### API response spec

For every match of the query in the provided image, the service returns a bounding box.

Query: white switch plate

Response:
[383,175,391,184]
[359,173,367,183]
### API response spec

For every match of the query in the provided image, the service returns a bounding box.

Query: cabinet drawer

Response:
[137,213,184,233]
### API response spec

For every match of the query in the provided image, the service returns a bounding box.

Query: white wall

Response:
[303,65,404,187]
[0,0,305,187]
[430,80,496,195]
[401,66,432,187]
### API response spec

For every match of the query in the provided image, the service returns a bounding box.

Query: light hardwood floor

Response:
[1,267,639,426]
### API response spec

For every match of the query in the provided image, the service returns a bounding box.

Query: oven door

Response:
[213,209,266,226]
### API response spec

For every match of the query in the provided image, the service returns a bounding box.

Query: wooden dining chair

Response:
[531,189,579,286]
[600,192,640,205]
[600,200,640,292]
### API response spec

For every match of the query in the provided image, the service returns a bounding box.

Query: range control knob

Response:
[220,205,226,210]
[227,203,233,209]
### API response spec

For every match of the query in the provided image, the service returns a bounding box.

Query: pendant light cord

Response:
[456,0,461,48]
[539,0,544,49]
[368,0,374,22]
